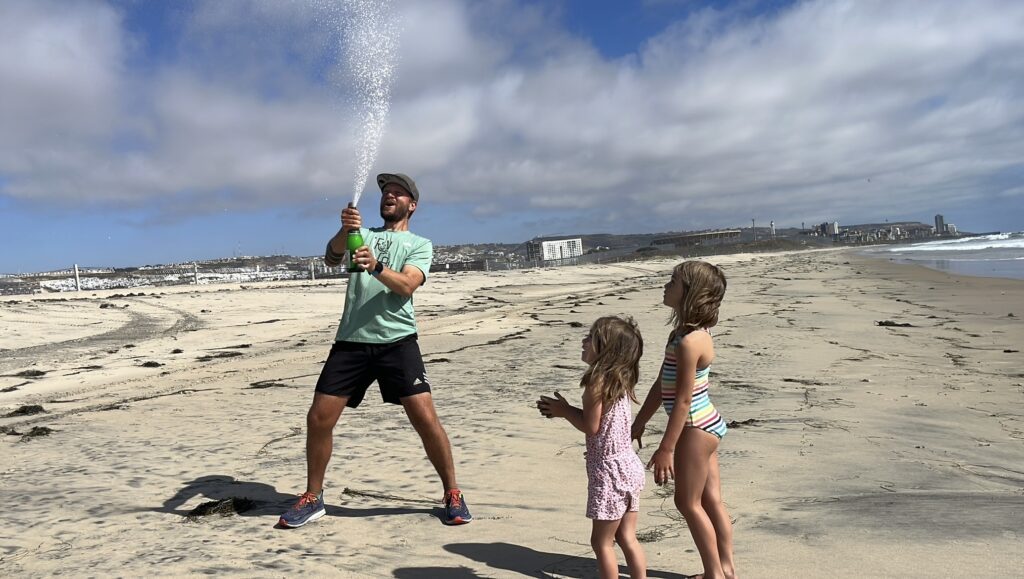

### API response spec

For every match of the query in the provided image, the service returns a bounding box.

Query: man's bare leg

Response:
[306,392,348,494]
[400,392,457,491]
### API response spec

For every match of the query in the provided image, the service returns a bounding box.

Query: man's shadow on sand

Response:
[392,542,693,579]
[156,475,436,523]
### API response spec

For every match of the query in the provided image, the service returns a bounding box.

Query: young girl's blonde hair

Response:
[580,316,643,405]
[668,261,727,335]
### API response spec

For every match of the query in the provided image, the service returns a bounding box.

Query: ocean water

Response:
[863,231,1024,281]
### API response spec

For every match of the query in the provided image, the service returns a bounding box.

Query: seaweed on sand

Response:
[184,497,255,522]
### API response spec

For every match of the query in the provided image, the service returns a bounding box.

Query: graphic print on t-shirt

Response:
[374,236,393,268]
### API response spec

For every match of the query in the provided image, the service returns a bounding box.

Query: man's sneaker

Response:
[442,489,472,525]
[278,491,326,528]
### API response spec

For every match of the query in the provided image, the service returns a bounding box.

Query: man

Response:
[279,173,472,528]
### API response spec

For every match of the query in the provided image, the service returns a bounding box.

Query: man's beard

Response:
[381,204,409,224]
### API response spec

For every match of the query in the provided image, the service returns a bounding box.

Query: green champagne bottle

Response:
[347,229,364,273]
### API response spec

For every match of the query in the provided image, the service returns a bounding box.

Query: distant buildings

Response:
[934,214,959,236]
[527,238,583,261]
[651,230,742,248]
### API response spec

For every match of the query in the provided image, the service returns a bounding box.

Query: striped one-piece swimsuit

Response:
[660,332,728,439]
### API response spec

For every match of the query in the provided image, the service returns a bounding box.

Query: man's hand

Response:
[341,206,362,231]
[536,392,571,419]
[352,246,378,273]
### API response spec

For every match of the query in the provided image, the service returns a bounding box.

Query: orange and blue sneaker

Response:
[278,491,325,528]
[442,489,472,525]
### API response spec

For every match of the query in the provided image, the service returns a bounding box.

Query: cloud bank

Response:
[1,0,1022,233]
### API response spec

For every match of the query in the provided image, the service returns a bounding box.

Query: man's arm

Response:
[353,235,431,297]
[356,258,425,298]
[324,235,345,267]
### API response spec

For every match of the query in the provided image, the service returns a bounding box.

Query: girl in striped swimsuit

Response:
[632,261,736,579]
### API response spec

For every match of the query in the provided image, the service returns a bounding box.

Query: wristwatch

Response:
[371,261,384,277]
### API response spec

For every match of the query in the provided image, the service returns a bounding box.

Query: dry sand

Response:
[1,249,1022,578]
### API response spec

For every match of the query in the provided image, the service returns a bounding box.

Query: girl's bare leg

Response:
[675,428,725,579]
[615,509,647,578]
[591,519,622,579]
[702,452,736,579]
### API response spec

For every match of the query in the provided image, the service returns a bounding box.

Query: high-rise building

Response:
[935,214,945,235]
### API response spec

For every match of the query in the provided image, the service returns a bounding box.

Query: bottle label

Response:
[347,231,364,272]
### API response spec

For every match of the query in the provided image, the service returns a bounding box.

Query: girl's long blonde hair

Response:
[580,316,643,405]
[668,261,727,336]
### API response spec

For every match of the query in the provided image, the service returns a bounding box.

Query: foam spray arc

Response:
[341,0,400,208]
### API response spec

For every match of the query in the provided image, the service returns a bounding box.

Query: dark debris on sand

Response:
[636,526,674,543]
[4,404,46,417]
[20,426,54,441]
[196,351,244,362]
[141,361,164,368]
[184,497,255,522]
[13,369,47,378]
[876,320,915,327]
[2,425,56,441]
[727,418,762,428]
[247,380,292,389]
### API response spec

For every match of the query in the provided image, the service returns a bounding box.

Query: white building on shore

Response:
[527,238,584,261]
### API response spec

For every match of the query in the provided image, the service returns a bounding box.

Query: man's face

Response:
[379,183,416,223]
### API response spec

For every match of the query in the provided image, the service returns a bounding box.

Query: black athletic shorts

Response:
[314,333,431,408]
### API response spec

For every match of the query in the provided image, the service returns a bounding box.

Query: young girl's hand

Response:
[647,448,675,485]
[536,392,571,418]
[631,422,646,448]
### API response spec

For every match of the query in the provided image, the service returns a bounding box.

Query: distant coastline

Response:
[3,225,1013,295]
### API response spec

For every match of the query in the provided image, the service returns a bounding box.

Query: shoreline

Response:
[857,230,1024,282]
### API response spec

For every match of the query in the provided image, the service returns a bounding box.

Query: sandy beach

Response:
[1,249,1022,578]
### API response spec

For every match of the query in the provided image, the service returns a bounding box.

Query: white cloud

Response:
[0,0,124,166]
[1,0,1022,231]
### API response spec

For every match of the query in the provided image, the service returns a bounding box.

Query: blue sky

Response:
[2,0,1023,272]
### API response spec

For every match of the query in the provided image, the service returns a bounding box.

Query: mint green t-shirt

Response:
[335,227,433,344]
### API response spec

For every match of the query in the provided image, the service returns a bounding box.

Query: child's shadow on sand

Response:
[392,542,692,578]
[156,475,436,522]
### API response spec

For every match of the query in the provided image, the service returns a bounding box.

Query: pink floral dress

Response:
[585,395,646,520]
